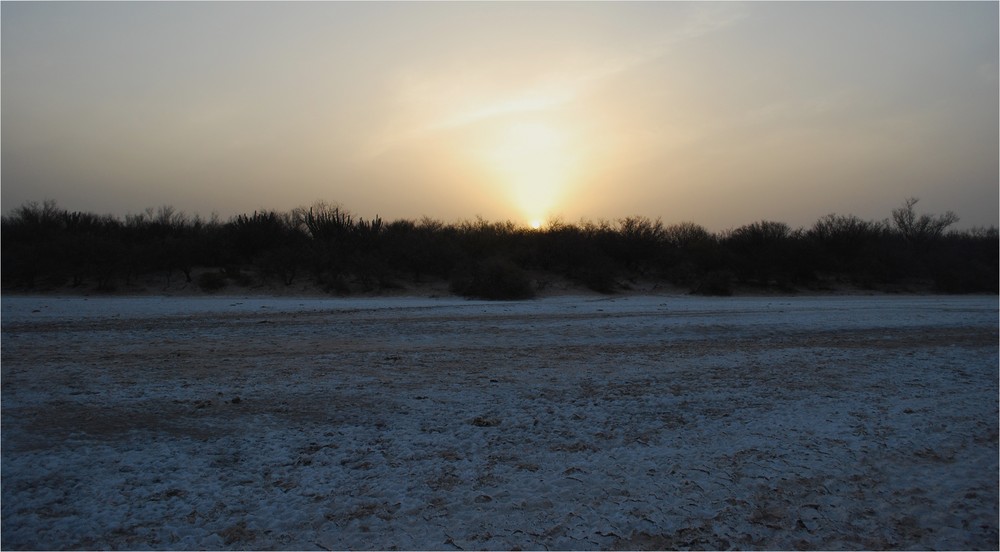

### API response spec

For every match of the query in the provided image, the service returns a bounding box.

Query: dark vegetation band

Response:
[2,198,996,298]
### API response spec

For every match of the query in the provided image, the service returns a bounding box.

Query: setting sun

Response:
[477,120,577,225]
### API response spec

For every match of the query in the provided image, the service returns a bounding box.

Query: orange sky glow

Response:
[2,2,997,230]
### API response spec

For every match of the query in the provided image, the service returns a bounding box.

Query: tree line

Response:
[2,198,996,298]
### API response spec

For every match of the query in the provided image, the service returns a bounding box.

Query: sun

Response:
[478,120,577,225]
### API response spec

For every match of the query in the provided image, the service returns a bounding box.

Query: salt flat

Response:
[1,295,997,550]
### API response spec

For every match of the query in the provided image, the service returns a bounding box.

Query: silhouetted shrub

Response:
[573,253,618,294]
[891,197,959,243]
[3,198,995,296]
[612,216,666,274]
[928,228,999,293]
[258,245,304,286]
[450,257,535,300]
[220,265,254,287]
[807,214,887,280]
[197,271,227,292]
[691,270,734,296]
[316,271,351,295]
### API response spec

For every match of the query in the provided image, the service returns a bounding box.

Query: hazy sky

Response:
[3,2,997,230]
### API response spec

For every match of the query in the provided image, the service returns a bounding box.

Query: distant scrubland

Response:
[2,198,996,298]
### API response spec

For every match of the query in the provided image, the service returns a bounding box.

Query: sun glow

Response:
[478,120,577,226]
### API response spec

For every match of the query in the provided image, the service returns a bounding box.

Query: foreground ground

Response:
[1,295,997,550]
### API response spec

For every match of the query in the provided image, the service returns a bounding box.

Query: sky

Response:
[2,1,997,231]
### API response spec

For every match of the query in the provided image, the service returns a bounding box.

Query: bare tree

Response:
[891,197,959,242]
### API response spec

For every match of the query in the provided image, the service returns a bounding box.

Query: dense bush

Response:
[449,257,535,300]
[691,270,735,296]
[197,271,227,292]
[2,198,996,298]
